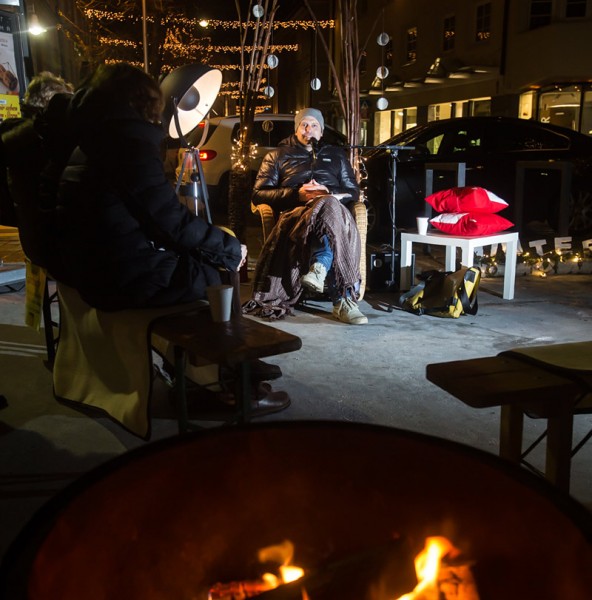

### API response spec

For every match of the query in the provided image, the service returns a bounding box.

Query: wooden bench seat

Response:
[426,343,592,492]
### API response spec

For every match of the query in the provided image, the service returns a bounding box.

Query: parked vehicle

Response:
[180,113,347,210]
[362,116,592,242]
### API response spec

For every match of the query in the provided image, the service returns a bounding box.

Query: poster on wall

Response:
[0,11,21,121]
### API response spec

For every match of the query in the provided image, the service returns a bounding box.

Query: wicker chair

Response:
[251,200,367,301]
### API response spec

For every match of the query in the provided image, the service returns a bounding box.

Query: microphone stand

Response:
[349,144,414,299]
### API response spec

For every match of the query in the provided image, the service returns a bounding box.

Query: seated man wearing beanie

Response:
[244,107,367,325]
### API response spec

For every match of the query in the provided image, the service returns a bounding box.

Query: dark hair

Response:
[84,63,164,124]
[23,71,73,117]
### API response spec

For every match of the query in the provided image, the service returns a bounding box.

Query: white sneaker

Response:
[301,262,327,293]
[332,298,368,325]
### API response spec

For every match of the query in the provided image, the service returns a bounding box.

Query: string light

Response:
[477,245,591,277]
[83,9,334,31]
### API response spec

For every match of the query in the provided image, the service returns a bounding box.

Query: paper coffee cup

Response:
[206,284,234,322]
[416,217,429,235]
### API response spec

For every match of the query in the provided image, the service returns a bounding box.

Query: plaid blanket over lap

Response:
[243,196,361,319]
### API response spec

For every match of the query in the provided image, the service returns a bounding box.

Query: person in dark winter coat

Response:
[247,107,367,325]
[2,74,74,274]
[1,72,73,227]
[55,63,245,311]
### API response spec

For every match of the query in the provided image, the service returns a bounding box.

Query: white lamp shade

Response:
[160,64,222,139]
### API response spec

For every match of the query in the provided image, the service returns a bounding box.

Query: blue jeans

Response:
[310,235,356,302]
[311,234,333,272]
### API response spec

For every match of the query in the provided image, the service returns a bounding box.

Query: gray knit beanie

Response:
[294,107,324,132]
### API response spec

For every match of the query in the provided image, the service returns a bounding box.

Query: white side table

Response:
[400,231,519,300]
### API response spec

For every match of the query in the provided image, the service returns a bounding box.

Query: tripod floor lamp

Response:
[160,64,223,224]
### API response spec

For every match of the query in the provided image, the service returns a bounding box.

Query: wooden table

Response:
[400,231,519,299]
[151,311,302,432]
[426,353,592,492]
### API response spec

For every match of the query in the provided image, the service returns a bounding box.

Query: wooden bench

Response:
[426,343,592,492]
[151,310,302,432]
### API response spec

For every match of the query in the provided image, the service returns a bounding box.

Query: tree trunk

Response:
[227,164,252,244]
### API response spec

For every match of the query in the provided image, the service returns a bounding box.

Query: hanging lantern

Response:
[263,85,275,98]
[266,54,279,69]
[376,66,389,79]
[485,263,498,277]
[310,78,321,91]
[377,32,390,46]
[253,4,264,18]
[376,97,388,110]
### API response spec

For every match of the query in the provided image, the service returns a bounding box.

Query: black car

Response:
[362,116,592,242]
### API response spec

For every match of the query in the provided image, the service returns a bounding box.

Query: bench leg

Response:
[499,404,524,462]
[173,345,189,434]
[545,411,574,492]
[236,361,252,424]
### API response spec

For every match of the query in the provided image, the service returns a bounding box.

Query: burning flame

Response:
[259,539,305,586]
[396,536,458,599]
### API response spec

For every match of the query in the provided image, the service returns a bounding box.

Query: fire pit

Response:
[2,422,592,599]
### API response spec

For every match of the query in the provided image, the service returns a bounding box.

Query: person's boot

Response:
[332,297,368,325]
[301,262,327,293]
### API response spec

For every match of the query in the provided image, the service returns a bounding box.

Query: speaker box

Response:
[367,249,415,292]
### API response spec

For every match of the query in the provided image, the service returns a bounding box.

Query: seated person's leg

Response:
[301,234,332,293]
[302,234,367,325]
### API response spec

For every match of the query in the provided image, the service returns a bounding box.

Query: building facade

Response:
[358,0,592,143]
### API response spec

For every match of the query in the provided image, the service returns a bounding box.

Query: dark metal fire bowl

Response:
[2,422,592,599]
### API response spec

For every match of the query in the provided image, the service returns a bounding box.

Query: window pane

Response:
[539,86,581,131]
[581,90,592,135]
[530,0,552,28]
[476,2,491,41]
[566,0,587,18]
[443,15,455,51]
[406,27,417,62]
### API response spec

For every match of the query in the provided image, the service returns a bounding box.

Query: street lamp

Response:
[26,2,47,36]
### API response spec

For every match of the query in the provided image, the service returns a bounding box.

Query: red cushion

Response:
[430,212,514,236]
[426,187,508,214]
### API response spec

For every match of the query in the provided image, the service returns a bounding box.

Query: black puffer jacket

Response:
[252,135,359,213]
[56,89,241,311]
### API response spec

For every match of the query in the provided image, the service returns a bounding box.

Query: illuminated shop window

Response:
[581,90,592,135]
[519,91,536,119]
[539,85,581,131]
[374,109,391,144]
[404,107,417,130]
[428,103,454,121]
[469,98,491,116]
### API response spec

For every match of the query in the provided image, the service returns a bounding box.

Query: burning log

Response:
[209,580,276,599]
[210,538,417,600]
[438,563,480,600]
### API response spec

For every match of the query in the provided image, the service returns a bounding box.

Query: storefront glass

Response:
[539,85,581,131]
[428,102,453,121]
[581,90,592,135]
